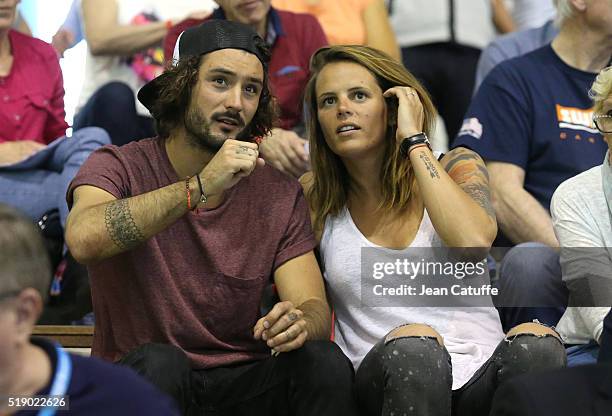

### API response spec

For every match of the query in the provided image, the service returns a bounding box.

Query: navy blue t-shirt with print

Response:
[454,45,607,212]
[16,338,179,416]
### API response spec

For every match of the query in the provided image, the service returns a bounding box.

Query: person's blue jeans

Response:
[566,341,599,366]
[73,81,155,146]
[0,127,110,227]
[493,242,569,332]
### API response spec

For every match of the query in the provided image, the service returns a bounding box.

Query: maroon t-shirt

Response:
[67,138,317,368]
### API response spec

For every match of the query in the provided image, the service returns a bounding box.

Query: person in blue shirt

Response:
[474,19,558,93]
[453,0,611,333]
[0,204,179,416]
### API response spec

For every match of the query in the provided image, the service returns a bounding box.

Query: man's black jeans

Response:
[119,341,359,415]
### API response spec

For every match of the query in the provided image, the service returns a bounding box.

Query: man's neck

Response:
[254,17,268,39]
[552,21,612,73]
[165,128,214,179]
[1,344,52,404]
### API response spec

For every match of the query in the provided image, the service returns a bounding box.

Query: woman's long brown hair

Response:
[303,45,437,234]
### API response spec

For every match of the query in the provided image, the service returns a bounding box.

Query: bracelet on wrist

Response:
[195,174,207,205]
[400,132,431,157]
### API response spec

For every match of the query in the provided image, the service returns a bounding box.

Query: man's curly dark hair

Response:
[149,44,277,140]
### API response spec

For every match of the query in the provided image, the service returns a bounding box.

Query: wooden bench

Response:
[33,325,93,355]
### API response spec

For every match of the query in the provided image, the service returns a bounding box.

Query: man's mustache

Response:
[212,111,245,127]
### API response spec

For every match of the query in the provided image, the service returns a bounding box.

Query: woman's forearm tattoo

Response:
[104,199,145,250]
[419,153,440,179]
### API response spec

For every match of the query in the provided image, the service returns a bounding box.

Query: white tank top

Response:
[320,206,505,390]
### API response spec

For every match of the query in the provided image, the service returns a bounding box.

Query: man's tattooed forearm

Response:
[419,153,440,179]
[462,183,496,219]
[104,200,145,250]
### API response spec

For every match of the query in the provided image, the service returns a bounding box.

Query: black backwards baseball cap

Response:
[137,19,270,112]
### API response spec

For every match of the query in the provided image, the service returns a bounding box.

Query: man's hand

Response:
[199,139,264,198]
[259,128,309,178]
[0,141,46,166]
[253,301,308,354]
[52,28,75,57]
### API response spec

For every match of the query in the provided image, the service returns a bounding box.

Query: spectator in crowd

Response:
[165,0,328,178]
[0,204,180,416]
[73,0,215,146]
[271,0,400,61]
[65,21,356,416]
[51,0,84,57]
[508,0,556,30]
[454,0,611,332]
[0,0,109,230]
[387,0,515,142]
[550,66,612,366]
[474,18,558,92]
[301,45,565,416]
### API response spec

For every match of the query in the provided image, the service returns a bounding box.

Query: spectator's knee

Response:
[289,341,354,388]
[498,243,561,292]
[72,127,111,148]
[92,81,135,110]
[386,323,444,347]
[499,326,566,382]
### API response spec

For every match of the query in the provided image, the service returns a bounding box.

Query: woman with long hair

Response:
[301,45,567,416]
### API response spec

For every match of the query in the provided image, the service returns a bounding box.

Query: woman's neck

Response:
[0,30,11,57]
[343,153,384,205]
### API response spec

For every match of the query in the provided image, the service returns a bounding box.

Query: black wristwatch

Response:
[400,132,431,157]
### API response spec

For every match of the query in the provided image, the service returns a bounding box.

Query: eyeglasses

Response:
[593,114,612,134]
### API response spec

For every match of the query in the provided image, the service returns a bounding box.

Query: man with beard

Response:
[64,20,356,416]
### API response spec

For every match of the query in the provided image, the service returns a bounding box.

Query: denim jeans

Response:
[494,242,568,332]
[355,330,567,416]
[118,341,359,416]
[566,341,599,366]
[0,127,110,227]
[73,81,155,146]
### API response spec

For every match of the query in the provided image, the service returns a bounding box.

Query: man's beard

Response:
[184,105,251,151]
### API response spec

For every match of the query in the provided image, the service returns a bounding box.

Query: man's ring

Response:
[237,145,250,155]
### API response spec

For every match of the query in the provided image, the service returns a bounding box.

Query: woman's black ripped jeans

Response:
[354,323,567,416]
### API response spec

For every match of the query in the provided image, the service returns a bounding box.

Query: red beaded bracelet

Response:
[185,177,192,211]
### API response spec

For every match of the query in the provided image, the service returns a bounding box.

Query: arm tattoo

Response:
[419,153,440,179]
[104,199,145,250]
[444,148,496,220]
[462,183,496,219]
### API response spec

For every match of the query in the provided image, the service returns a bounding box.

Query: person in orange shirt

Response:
[272,0,400,60]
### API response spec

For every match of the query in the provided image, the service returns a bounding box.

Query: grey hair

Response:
[553,0,575,27]
[590,66,612,114]
[0,204,51,303]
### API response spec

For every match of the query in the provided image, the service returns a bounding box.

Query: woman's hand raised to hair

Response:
[383,87,424,143]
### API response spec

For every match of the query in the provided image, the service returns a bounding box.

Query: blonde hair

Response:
[553,0,574,26]
[303,45,437,233]
[589,66,612,114]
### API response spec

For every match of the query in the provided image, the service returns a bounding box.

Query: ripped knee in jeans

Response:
[385,323,445,347]
[505,321,563,343]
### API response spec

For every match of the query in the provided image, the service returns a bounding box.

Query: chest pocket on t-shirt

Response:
[201,272,268,342]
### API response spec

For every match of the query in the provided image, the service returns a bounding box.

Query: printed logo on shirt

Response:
[556,104,599,134]
[458,118,483,139]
